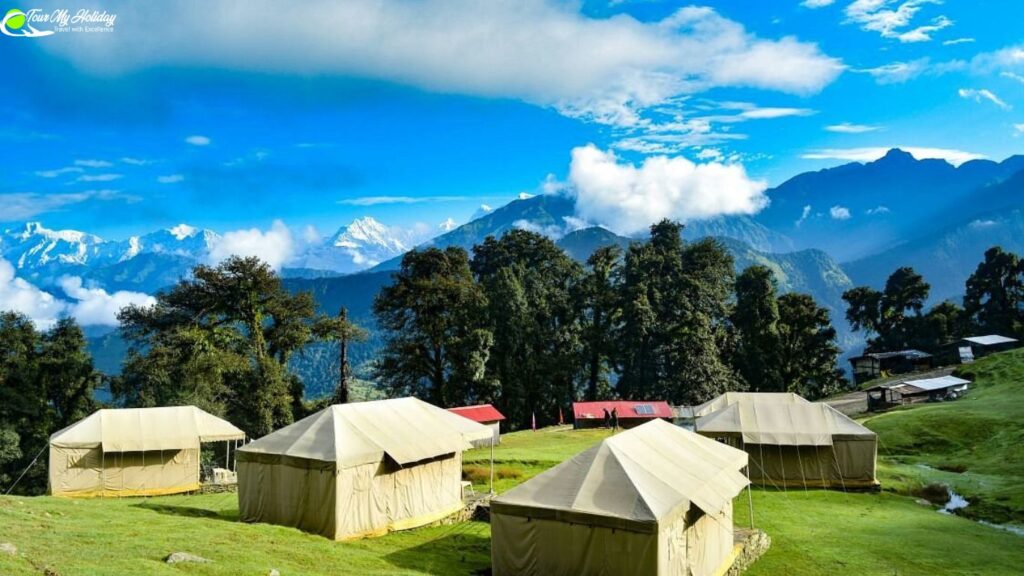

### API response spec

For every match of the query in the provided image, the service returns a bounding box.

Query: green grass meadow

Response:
[2,351,1024,575]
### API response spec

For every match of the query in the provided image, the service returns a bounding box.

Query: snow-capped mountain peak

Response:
[169,223,199,240]
[439,218,457,232]
[331,217,407,253]
[470,204,494,221]
[2,222,108,269]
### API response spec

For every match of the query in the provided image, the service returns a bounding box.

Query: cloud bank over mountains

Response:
[567,144,768,236]
[38,1,842,128]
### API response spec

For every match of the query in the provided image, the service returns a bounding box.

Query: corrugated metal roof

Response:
[448,404,505,423]
[867,349,932,360]
[901,375,971,391]
[963,335,1018,346]
[573,401,673,420]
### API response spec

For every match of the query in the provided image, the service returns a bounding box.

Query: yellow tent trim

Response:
[337,501,465,541]
[712,544,744,576]
[51,482,202,499]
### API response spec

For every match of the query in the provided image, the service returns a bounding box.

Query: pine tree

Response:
[964,247,1023,337]
[732,266,782,392]
[313,307,368,404]
[471,230,583,429]
[575,245,621,401]
[373,247,495,408]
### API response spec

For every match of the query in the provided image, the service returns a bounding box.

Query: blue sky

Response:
[1,0,1022,241]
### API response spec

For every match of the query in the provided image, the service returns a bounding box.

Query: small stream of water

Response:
[935,487,1024,537]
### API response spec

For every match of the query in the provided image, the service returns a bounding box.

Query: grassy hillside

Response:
[4,421,1023,575]
[863,347,1024,523]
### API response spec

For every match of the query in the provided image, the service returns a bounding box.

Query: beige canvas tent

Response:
[490,419,750,576]
[688,391,809,418]
[695,401,877,489]
[48,406,245,498]
[237,397,490,540]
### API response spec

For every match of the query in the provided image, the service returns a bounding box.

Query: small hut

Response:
[490,419,750,576]
[848,349,933,383]
[867,375,970,410]
[237,397,490,540]
[955,335,1020,361]
[447,404,505,448]
[48,406,245,498]
[572,400,673,429]
[696,401,878,490]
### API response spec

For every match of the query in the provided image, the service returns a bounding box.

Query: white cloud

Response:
[37,2,841,128]
[185,135,211,146]
[859,59,930,84]
[0,190,130,221]
[0,258,67,330]
[35,166,84,178]
[970,44,1024,74]
[74,159,113,168]
[866,205,890,215]
[208,220,295,270]
[568,144,768,237]
[802,0,835,8]
[801,146,985,166]
[1003,72,1024,84]
[58,276,156,327]
[958,88,1011,111]
[1014,124,1024,137]
[942,37,974,46]
[696,148,724,161]
[157,174,185,184]
[830,205,851,220]
[120,157,155,165]
[735,106,815,120]
[438,218,458,232]
[825,122,880,133]
[969,219,997,229]
[795,204,812,227]
[337,195,471,206]
[77,173,123,182]
[844,0,952,43]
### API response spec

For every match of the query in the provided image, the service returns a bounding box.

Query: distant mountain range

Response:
[7,147,1024,393]
[756,148,1024,262]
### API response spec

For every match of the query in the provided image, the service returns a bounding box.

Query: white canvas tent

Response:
[48,406,245,498]
[237,397,490,540]
[695,401,878,489]
[688,391,809,419]
[490,419,749,576]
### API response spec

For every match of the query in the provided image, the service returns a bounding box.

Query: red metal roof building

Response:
[573,401,673,429]
[448,404,506,423]
[448,404,505,447]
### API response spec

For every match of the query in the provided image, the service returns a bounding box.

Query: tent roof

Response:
[695,401,875,446]
[448,404,506,423]
[687,392,809,418]
[49,406,244,452]
[492,419,748,530]
[963,335,1018,346]
[239,397,490,467]
[901,375,971,391]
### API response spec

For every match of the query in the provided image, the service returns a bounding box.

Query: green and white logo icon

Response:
[2,8,55,37]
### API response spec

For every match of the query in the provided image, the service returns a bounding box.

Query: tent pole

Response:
[741,438,754,529]
[490,435,495,496]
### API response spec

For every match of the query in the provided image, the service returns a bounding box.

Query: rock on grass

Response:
[164,552,212,564]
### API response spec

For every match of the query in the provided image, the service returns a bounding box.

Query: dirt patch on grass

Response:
[936,463,968,474]
[463,465,523,484]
